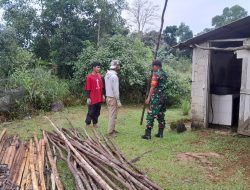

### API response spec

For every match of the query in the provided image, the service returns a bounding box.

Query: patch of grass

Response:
[57,160,76,190]
[0,105,249,190]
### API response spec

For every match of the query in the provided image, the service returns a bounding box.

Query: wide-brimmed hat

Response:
[110,60,120,69]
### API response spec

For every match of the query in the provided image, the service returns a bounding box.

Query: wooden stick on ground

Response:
[29,139,39,190]
[16,148,29,188]
[38,139,46,190]
[0,128,7,141]
[20,144,31,190]
[43,130,64,190]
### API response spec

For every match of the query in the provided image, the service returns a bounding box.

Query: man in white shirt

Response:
[105,60,122,137]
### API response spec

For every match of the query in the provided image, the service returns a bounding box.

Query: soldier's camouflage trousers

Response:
[146,96,167,129]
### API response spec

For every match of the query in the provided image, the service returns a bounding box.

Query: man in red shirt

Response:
[85,62,105,128]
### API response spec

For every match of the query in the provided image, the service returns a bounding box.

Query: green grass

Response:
[0,105,250,190]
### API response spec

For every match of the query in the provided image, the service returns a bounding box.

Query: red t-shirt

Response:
[85,73,103,105]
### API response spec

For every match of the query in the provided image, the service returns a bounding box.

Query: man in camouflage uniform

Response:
[142,60,167,140]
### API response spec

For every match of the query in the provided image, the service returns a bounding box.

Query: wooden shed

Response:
[175,16,250,136]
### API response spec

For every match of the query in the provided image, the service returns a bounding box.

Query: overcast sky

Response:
[124,0,250,35]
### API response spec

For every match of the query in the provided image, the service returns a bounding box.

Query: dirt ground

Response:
[178,128,250,187]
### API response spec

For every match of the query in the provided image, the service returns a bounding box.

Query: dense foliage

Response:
[9,67,70,111]
[164,65,191,106]
[72,35,153,103]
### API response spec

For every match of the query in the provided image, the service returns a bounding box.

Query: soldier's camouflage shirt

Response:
[151,69,167,98]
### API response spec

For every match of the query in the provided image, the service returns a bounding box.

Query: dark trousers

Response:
[85,103,101,125]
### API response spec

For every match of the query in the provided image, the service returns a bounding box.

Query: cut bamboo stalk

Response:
[0,136,8,163]
[2,136,15,166]
[73,154,121,190]
[34,133,40,152]
[51,148,57,190]
[0,128,6,141]
[20,144,31,190]
[8,137,18,169]
[0,135,7,157]
[10,143,25,184]
[51,172,56,190]
[43,130,64,190]
[46,133,65,160]
[38,140,46,190]
[33,134,40,185]
[73,140,150,190]
[41,139,45,171]
[25,173,32,190]
[16,148,29,187]
[66,148,85,190]
[79,168,92,190]
[29,139,39,190]
[45,155,51,190]
[45,116,113,190]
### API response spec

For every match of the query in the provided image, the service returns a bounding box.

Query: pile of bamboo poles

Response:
[0,128,63,190]
[45,117,163,190]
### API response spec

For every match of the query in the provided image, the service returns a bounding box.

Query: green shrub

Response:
[164,65,191,106]
[9,66,70,112]
[181,100,191,115]
[71,35,153,103]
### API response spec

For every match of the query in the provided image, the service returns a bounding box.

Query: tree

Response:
[128,0,159,37]
[162,23,193,57]
[176,23,193,42]
[1,0,38,48]
[163,25,178,46]
[142,30,164,51]
[0,27,35,77]
[212,5,248,28]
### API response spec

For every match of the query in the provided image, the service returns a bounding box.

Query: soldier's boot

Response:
[141,128,151,140]
[155,127,164,138]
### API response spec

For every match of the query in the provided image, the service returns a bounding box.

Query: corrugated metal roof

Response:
[175,16,250,49]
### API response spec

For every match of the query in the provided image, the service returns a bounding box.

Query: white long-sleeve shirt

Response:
[105,70,120,100]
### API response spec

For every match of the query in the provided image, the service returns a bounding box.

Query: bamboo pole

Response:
[43,130,64,190]
[16,148,29,187]
[29,139,39,190]
[7,137,18,168]
[66,148,85,190]
[2,137,14,166]
[0,128,6,141]
[10,144,25,184]
[20,144,31,190]
[38,140,46,190]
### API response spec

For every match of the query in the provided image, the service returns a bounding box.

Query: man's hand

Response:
[87,98,91,105]
[145,97,150,105]
[117,100,122,107]
[103,95,106,102]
